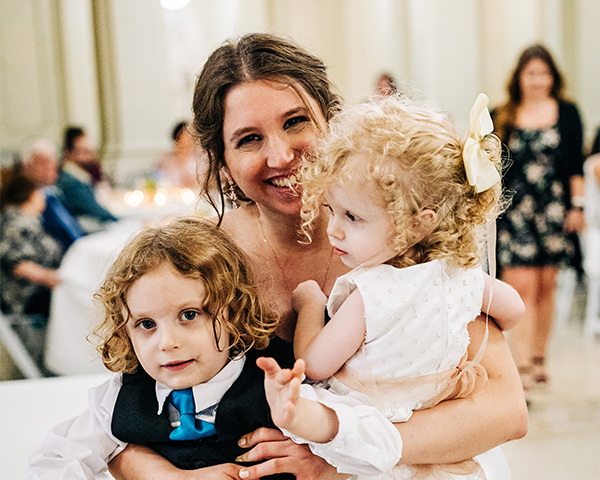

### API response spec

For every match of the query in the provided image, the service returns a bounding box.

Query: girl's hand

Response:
[236,428,347,480]
[292,280,327,313]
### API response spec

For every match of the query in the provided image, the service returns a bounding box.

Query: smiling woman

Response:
[108,33,527,480]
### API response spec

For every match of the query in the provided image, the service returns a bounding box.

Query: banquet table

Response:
[44,193,212,375]
[0,373,113,479]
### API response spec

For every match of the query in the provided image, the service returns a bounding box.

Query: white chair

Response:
[0,313,43,378]
[584,275,600,338]
[583,228,600,338]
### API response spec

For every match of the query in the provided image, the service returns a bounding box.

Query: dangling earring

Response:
[226,176,239,208]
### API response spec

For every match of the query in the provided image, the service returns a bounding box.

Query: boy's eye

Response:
[139,319,156,330]
[346,212,358,222]
[284,115,309,130]
[237,133,261,148]
[182,310,198,321]
[323,203,332,214]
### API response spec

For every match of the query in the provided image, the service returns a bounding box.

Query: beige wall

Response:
[1,0,599,184]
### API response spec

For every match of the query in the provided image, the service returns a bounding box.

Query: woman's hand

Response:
[236,427,348,480]
[109,444,243,480]
[564,208,585,233]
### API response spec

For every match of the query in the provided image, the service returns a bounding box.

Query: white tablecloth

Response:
[45,199,212,375]
[0,373,113,479]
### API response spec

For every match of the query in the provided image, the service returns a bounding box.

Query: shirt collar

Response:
[155,355,245,415]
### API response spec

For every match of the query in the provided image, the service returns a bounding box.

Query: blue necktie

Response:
[169,388,217,441]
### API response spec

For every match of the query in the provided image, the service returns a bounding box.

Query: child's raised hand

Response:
[292,280,327,314]
[256,357,306,432]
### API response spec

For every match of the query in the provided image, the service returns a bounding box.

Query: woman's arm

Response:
[109,444,243,480]
[395,315,528,464]
[13,261,61,288]
[564,174,586,233]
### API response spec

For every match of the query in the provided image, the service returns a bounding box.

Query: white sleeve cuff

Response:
[283,384,402,476]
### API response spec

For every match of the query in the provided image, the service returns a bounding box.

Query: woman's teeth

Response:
[272,175,298,188]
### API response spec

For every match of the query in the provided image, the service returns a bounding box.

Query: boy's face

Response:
[125,263,230,390]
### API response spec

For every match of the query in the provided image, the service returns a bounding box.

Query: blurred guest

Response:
[56,126,117,232]
[493,44,585,389]
[0,174,63,373]
[2,137,85,251]
[154,121,202,189]
[590,125,600,156]
[62,126,107,186]
[374,72,398,97]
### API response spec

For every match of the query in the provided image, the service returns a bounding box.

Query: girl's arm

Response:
[482,275,526,331]
[293,280,366,380]
[395,315,528,464]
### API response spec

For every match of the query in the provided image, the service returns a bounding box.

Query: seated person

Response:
[56,126,117,232]
[62,126,110,186]
[154,121,204,190]
[0,174,63,372]
[3,137,85,251]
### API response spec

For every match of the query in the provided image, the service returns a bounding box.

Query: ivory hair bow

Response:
[462,93,500,193]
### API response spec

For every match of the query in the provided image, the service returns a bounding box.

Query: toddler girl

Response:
[259,94,524,480]
[29,216,294,479]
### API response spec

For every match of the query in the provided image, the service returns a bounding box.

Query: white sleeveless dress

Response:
[297,260,500,480]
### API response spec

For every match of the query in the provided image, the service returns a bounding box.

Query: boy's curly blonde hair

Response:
[301,96,503,269]
[93,216,279,373]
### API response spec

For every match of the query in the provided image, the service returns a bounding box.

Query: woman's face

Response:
[222,80,326,216]
[519,58,554,100]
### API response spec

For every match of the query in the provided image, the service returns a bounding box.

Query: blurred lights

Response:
[154,189,168,206]
[124,190,144,207]
[181,188,195,203]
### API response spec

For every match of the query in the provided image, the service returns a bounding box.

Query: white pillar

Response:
[93,0,172,185]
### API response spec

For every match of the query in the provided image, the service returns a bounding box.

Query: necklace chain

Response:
[257,215,333,292]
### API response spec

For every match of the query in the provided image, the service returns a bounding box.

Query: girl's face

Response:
[125,263,230,391]
[325,175,396,269]
[519,58,554,100]
[222,79,326,216]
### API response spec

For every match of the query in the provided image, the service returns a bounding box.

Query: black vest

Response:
[112,341,295,478]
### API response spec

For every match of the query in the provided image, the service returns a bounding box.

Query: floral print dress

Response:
[497,125,576,267]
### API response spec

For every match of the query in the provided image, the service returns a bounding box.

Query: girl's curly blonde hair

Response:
[92,216,279,373]
[301,96,503,270]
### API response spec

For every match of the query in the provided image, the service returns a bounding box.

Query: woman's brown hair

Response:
[495,44,565,142]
